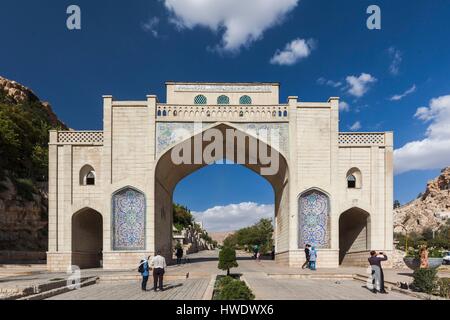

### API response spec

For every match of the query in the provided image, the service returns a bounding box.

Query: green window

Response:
[194,95,207,105]
[239,95,252,105]
[217,95,230,105]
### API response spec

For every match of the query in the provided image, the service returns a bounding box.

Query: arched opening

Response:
[72,208,103,269]
[194,95,207,105]
[239,95,252,105]
[79,165,96,186]
[298,189,330,249]
[346,168,362,189]
[217,95,230,105]
[347,175,356,188]
[339,207,370,265]
[154,123,289,263]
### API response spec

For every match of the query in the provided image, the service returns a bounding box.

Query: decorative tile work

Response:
[299,190,330,249]
[156,122,195,156]
[112,188,146,250]
[156,122,289,157]
[233,123,289,156]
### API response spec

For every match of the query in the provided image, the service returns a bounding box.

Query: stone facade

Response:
[47,82,394,271]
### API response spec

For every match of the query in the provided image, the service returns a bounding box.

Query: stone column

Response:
[287,96,299,266]
[384,132,394,251]
[101,95,113,254]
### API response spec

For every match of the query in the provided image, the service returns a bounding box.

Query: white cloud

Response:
[141,17,160,38]
[192,202,274,232]
[339,101,350,112]
[270,38,315,66]
[394,95,450,174]
[163,0,299,52]
[346,73,377,98]
[388,47,402,75]
[317,77,342,88]
[390,84,416,101]
[349,121,362,131]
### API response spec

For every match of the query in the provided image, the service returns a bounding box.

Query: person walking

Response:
[309,246,317,271]
[302,244,311,269]
[253,245,259,259]
[151,251,167,291]
[368,251,388,294]
[138,256,150,291]
[175,246,184,265]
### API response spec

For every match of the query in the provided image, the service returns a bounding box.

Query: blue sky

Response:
[1,1,450,230]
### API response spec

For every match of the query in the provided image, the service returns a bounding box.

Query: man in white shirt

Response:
[150,251,167,291]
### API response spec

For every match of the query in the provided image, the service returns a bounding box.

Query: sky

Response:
[1,1,450,231]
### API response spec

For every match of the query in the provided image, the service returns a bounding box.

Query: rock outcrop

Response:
[0,76,67,256]
[0,177,48,251]
[0,76,66,128]
[394,167,450,234]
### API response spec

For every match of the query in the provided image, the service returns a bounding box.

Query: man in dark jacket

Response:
[176,247,184,265]
[368,251,388,294]
[302,244,311,269]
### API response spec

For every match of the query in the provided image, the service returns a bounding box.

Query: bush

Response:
[215,276,255,300]
[218,246,238,275]
[438,278,450,299]
[412,268,438,294]
[14,178,37,201]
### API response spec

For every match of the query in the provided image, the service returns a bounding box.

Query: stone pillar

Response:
[101,95,113,254]
[48,131,58,253]
[384,132,394,251]
[329,97,340,253]
[287,96,299,266]
[146,95,157,253]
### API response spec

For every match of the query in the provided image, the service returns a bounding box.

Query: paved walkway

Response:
[2,250,447,300]
[244,275,416,300]
[47,278,210,300]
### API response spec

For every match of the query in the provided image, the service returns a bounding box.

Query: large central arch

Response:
[154,123,289,262]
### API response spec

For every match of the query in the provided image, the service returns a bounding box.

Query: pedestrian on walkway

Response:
[368,251,388,294]
[138,256,150,291]
[309,246,317,271]
[151,250,167,291]
[175,246,184,265]
[302,244,311,269]
[253,244,259,259]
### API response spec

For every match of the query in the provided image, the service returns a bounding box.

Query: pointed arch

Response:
[298,188,331,249]
[72,207,103,268]
[111,186,146,250]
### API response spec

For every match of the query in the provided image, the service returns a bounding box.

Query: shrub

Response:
[218,246,238,276]
[216,277,255,300]
[412,268,438,294]
[14,178,36,201]
[438,278,450,299]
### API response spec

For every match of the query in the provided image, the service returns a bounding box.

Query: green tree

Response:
[218,246,238,276]
[232,218,274,254]
[393,200,401,209]
[173,203,194,230]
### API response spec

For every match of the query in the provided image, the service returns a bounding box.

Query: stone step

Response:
[18,277,98,300]
[1,276,97,300]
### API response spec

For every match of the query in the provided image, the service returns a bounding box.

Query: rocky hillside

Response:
[394,167,450,234]
[0,76,67,252]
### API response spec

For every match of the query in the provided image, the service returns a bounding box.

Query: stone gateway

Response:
[47,82,393,271]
